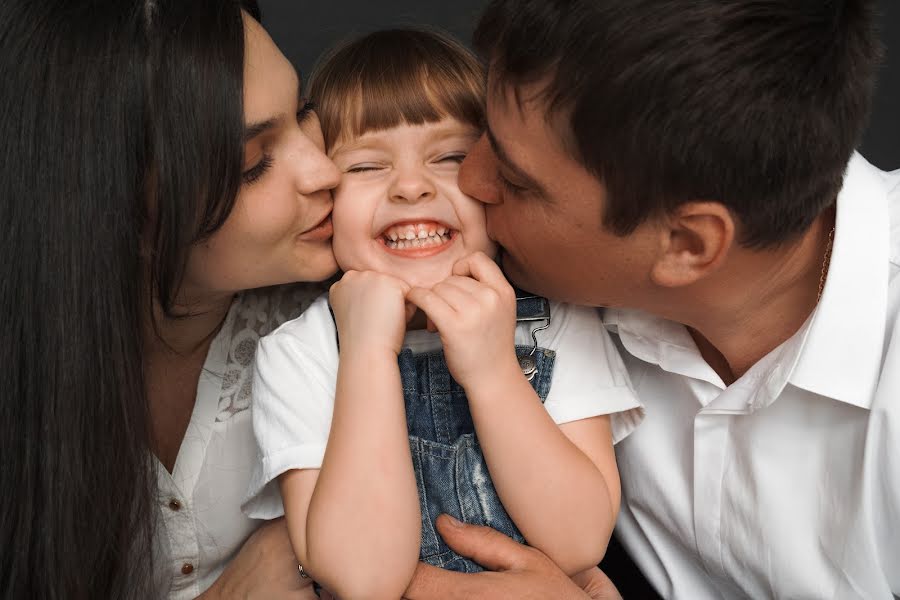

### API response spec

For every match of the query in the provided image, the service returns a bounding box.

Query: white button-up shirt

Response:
[153,284,323,599]
[607,154,900,599]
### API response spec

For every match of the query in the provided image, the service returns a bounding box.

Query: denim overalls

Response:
[329,291,556,574]
[399,291,556,573]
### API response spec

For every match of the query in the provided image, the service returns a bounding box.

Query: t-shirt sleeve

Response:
[539,302,644,443]
[242,297,338,520]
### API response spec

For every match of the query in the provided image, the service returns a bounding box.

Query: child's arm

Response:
[407,252,620,576]
[281,271,421,600]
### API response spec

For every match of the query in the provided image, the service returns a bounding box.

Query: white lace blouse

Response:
[154,283,325,599]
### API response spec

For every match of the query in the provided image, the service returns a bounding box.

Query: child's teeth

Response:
[382,223,455,249]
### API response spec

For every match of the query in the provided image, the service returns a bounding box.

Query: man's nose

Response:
[459,134,501,205]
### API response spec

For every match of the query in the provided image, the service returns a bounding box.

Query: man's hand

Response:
[402,515,622,600]
[198,518,317,599]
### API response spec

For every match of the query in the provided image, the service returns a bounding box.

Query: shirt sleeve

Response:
[537,302,644,443]
[242,297,338,520]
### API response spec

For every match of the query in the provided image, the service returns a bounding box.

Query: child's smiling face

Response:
[330,117,496,289]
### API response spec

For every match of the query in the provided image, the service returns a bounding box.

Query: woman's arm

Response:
[285,271,420,600]
[196,518,319,600]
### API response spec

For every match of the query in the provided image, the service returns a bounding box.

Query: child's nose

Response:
[389,170,436,204]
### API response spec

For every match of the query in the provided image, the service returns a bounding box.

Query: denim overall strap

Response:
[514,287,551,323]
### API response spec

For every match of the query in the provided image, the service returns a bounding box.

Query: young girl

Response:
[243,29,642,599]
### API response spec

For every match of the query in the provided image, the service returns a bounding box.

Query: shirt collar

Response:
[787,153,890,409]
[606,153,890,411]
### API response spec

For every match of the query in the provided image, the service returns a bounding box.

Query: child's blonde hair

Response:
[309,28,485,150]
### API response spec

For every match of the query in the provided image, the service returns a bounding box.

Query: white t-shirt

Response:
[153,283,326,600]
[608,154,900,599]
[244,298,643,519]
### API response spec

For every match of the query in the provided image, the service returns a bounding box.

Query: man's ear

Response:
[650,201,735,288]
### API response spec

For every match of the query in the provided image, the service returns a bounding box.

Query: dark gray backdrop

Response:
[258,0,899,171]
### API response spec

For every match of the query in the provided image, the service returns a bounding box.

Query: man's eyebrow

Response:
[485,126,544,194]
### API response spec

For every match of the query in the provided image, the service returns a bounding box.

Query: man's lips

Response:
[297,213,333,242]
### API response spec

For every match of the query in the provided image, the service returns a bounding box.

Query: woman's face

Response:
[181,14,340,300]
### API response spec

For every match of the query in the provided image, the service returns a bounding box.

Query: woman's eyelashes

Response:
[296,99,315,124]
[242,153,273,185]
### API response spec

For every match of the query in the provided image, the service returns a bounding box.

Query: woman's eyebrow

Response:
[244,77,303,142]
[244,115,284,141]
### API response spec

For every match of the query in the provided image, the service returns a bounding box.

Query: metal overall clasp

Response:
[514,291,551,381]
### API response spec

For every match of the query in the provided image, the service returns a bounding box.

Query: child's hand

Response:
[330,270,413,356]
[406,252,519,388]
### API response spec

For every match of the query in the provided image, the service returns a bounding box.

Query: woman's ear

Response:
[650,201,735,288]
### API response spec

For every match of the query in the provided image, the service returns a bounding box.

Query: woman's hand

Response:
[402,515,622,600]
[198,518,316,599]
[329,270,412,356]
[406,252,519,388]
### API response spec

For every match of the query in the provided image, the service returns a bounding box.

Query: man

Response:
[405,0,899,598]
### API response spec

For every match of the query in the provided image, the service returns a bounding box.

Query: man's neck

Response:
[670,208,836,384]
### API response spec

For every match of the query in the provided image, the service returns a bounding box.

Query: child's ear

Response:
[650,201,735,288]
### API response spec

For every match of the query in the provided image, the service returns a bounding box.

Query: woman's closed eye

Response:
[296,99,315,124]
[242,153,273,185]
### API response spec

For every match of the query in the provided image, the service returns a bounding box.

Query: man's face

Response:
[458,80,657,307]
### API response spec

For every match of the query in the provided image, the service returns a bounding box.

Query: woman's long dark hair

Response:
[0,0,259,597]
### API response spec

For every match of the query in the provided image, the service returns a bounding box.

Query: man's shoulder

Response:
[885,167,900,269]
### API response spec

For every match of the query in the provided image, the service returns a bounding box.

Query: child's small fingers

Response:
[452,252,507,290]
[407,286,455,328]
[429,279,477,313]
[404,301,418,323]
[440,275,483,296]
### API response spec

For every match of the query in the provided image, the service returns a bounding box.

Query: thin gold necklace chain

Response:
[817,226,836,301]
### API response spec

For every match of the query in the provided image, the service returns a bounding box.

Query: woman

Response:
[0,1,337,597]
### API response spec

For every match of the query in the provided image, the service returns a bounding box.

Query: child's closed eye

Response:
[434,152,467,165]
[346,163,385,173]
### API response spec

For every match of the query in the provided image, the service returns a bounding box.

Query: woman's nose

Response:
[291,114,342,195]
[296,144,341,196]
